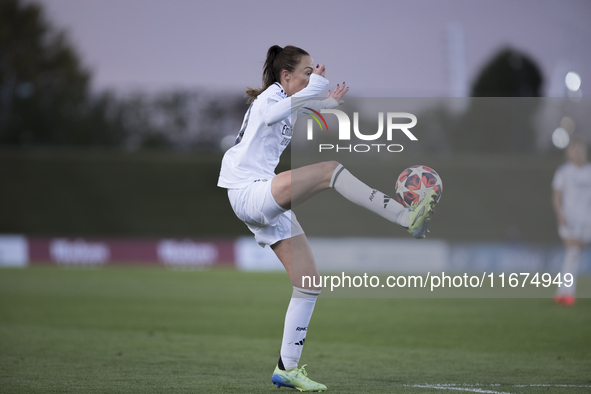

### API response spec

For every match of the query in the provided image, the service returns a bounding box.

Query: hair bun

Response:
[270,45,283,55]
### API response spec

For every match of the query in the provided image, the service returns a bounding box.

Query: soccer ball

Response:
[394,165,442,208]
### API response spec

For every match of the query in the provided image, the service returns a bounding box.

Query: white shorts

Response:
[227,178,304,247]
[559,224,591,244]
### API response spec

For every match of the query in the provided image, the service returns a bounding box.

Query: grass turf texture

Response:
[0,268,590,393]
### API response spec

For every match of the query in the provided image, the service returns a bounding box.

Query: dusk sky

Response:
[37,0,591,97]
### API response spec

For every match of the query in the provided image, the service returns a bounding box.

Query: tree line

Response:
[1,0,544,152]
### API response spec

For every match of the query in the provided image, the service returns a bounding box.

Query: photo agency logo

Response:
[304,108,418,153]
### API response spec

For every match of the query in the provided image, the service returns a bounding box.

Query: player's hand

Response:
[328,81,349,105]
[313,64,326,77]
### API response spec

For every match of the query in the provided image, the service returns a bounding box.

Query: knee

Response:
[324,161,341,172]
[321,161,341,179]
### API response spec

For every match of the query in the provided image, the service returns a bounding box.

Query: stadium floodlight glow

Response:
[552,127,570,149]
[565,71,581,92]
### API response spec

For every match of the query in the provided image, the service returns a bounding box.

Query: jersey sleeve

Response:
[260,74,330,126]
[552,165,566,191]
[296,97,339,117]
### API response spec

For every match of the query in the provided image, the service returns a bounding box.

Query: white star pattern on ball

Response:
[395,165,443,208]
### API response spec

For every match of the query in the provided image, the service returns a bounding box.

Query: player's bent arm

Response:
[261,74,330,126]
[295,97,339,118]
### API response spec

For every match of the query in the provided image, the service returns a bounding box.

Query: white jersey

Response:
[552,161,591,227]
[217,74,338,189]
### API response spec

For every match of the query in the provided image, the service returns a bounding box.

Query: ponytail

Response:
[245,45,309,104]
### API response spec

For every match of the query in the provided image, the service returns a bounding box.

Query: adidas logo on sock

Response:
[384,195,391,208]
[295,339,305,346]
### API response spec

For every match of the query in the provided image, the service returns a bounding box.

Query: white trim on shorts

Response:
[228,178,304,247]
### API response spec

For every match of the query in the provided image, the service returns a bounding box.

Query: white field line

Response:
[405,383,591,393]
[406,384,511,394]
[513,384,591,387]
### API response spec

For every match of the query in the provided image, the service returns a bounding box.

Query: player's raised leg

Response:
[272,162,436,238]
[271,161,340,210]
[271,234,326,392]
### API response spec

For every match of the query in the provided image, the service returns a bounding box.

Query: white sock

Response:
[280,286,320,371]
[330,164,409,227]
[557,246,581,297]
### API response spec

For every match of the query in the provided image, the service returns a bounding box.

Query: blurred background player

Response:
[217,45,436,391]
[552,138,591,306]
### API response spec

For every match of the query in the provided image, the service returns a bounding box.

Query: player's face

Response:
[283,55,314,96]
[567,142,587,166]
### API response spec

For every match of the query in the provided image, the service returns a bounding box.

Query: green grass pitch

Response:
[0,267,590,393]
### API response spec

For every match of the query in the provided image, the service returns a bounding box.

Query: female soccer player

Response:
[552,138,591,306]
[217,45,437,391]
